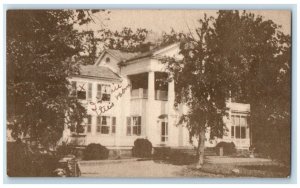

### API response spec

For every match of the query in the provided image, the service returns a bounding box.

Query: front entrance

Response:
[158,114,168,144]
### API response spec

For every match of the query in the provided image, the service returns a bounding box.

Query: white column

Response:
[168,79,175,146]
[168,79,175,114]
[146,72,155,141]
[148,72,155,100]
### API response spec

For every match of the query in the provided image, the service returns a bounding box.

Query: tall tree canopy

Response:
[163,10,291,167]
[6,10,102,147]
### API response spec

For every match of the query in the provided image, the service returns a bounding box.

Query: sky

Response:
[84,10,291,37]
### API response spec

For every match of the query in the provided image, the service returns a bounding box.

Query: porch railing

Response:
[131,88,148,99]
[155,90,168,101]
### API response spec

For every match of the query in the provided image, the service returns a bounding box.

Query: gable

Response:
[95,52,120,74]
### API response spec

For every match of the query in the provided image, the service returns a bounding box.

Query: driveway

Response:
[78,156,279,178]
[78,158,224,178]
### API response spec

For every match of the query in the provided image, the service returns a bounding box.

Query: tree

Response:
[77,27,149,65]
[162,14,234,168]
[162,10,291,167]
[99,27,149,52]
[6,10,101,148]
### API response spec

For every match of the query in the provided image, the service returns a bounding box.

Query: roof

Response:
[119,43,180,65]
[96,43,179,66]
[78,65,120,80]
[105,49,140,61]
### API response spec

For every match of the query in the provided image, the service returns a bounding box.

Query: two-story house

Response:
[62,43,251,152]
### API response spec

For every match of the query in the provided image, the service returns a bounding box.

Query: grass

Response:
[152,153,290,177]
[193,161,290,178]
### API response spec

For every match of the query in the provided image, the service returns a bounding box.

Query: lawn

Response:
[193,161,290,178]
[78,156,290,178]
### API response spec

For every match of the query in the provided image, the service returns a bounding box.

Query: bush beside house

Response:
[132,139,152,158]
[153,147,172,160]
[83,143,109,160]
[215,142,236,156]
[169,150,197,165]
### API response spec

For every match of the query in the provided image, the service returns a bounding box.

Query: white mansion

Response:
[63,43,251,150]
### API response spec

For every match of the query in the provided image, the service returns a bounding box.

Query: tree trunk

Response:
[196,129,206,169]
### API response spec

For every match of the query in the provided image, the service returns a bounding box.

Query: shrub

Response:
[56,143,75,157]
[153,147,171,160]
[7,140,59,177]
[132,138,152,158]
[169,150,196,165]
[83,143,109,160]
[215,142,236,156]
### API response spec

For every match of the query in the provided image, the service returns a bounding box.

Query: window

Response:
[70,81,92,100]
[96,116,116,134]
[77,82,86,100]
[231,115,248,139]
[101,85,111,101]
[77,90,86,100]
[133,117,141,135]
[101,116,110,134]
[105,57,110,63]
[86,115,92,133]
[96,84,111,101]
[161,121,168,142]
[87,83,92,100]
[76,82,87,100]
[126,116,141,136]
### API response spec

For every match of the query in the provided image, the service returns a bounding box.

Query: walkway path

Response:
[79,158,224,177]
[78,156,275,178]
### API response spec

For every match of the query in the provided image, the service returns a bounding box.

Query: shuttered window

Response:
[126,116,141,136]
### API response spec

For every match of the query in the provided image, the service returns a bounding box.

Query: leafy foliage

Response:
[83,143,109,160]
[77,27,150,65]
[7,140,60,177]
[6,10,102,147]
[169,150,197,165]
[162,14,234,161]
[215,142,236,156]
[99,27,149,52]
[162,10,291,165]
[132,138,152,158]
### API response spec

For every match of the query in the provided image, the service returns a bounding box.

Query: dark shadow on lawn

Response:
[153,153,198,166]
[239,164,290,174]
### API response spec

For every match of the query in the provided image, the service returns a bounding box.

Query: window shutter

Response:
[127,117,131,126]
[126,117,131,136]
[97,84,102,100]
[97,116,101,125]
[138,116,141,125]
[87,83,92,100]
[87,115,92,124]
[112,117,116,125]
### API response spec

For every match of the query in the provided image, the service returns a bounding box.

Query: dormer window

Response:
[105,57,110,63]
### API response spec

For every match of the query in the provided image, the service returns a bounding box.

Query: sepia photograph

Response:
[6,9,291,179]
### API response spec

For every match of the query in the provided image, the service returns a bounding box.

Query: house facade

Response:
[63,43,251,150]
